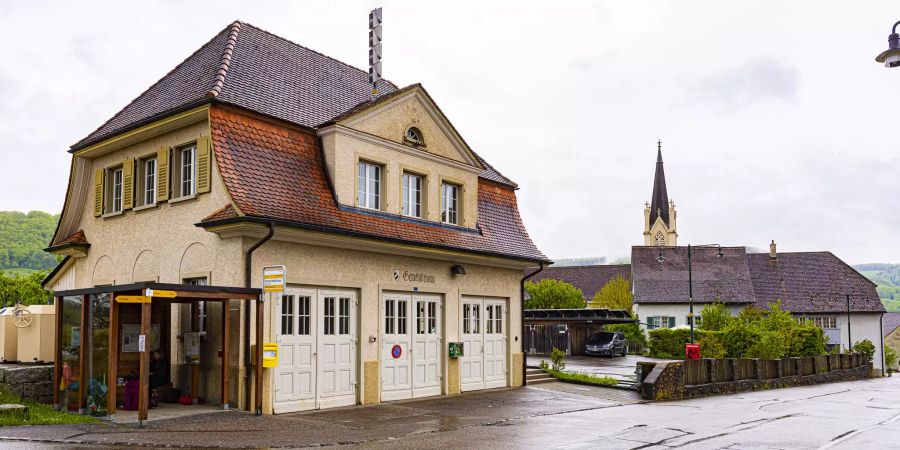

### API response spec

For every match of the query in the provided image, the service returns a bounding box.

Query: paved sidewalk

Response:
[0,383,631,449]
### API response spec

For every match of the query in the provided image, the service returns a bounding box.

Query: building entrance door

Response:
[460,297,508,392]
[381,293,442,401]
[274,288,356,413]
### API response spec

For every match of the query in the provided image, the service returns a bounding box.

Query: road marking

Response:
[816,410,900,449]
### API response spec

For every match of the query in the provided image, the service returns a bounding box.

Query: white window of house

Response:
[687,315,702,327]
[357,161,382,210]
[137,156,157,206]
[180,146,196,197]
[402,173,423,218]
[105,166,123,214]
[647,316,675,330]
[441,182,459,225]
[185,277,208,333]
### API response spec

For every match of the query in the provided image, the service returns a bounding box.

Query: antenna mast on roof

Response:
[369,7,383,97]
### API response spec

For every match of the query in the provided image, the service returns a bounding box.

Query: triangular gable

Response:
[335,85,484,169]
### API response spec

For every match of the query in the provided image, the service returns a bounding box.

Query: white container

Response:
[0,308,17,362]
[17,305,55,363]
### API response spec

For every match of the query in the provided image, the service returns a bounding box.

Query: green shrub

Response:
[698,302,730,331]
[746,331,786,359]
[550,347,566,370]
[648,328,691,359]
[697,331,726,359]
[885,345,898,370]
[721,319,759,358]
[852,339,876,362]
[790,322,826,357]
[544,368,618,387]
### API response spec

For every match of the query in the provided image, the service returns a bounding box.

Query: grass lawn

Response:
[543,367,619,387]
[0,389,97,427]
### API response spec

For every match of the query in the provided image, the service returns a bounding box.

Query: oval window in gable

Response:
[405,127,424,146]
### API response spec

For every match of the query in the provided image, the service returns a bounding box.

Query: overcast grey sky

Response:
[0,1,897,264]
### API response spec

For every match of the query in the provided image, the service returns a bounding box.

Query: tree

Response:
[0,270,51,307]
[589,275,632,311]
[524,279,585,309]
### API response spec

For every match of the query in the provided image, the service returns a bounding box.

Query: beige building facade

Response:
[45,21,547,417]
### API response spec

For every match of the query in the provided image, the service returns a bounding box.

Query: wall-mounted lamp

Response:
[451,264,467,275]
[656,250,666,263]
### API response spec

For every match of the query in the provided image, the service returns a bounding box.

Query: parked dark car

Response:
[584,331,627,357]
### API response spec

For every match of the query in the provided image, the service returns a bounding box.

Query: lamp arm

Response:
[894,20,900,34]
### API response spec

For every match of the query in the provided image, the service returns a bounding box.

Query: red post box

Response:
[685,343,701,360]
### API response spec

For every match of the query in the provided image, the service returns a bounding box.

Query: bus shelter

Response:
[52,283,263,424]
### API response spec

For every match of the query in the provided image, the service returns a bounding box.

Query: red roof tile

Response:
[56,230,89,246]
[201,106,548,262]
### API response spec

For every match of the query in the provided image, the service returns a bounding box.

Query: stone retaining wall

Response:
[639,354,872,401]
[0,364,54,404]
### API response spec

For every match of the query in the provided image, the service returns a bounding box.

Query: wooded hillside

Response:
[0,211,60,272]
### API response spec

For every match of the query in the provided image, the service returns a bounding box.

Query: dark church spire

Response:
[649,140,670,227]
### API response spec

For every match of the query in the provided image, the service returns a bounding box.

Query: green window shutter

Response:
[156,147,169,201]
[668,317,676,328]
[93,168,104,217]
[196,136,211,194]
[122,157,134,210]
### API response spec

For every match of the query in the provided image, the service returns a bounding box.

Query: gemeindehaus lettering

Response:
[393,269,436,284]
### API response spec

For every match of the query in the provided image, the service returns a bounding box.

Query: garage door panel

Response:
[461,297,507,392]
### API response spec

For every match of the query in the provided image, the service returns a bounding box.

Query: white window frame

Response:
[357,161,382,210]
[184,277,208,333]
[104,166,124,214]
[402,172,423,218]
[647,316,675,330]
[139,156,157,206]
[441,182,459,225]
[180,145,196,198]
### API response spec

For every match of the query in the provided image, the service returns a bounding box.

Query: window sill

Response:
[169,193,198,205]
[101,211,124,219]
[133,203,158,212]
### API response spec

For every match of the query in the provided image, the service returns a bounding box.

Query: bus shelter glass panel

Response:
[59,295,83,411]
[87,293,110,416]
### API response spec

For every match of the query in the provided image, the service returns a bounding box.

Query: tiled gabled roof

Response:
[199,106,548,262]
[747,252,883,314]
[884,313,900,338]
[529,264,632,300]
[632,246,756,304]
[72,21,398,150]
[72,20,518,188]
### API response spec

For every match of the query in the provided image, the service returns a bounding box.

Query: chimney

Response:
[769,240,777,262]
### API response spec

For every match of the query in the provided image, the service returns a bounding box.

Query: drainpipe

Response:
[244,222,275,409]
[880,313,886,377]
[521,262,544,386]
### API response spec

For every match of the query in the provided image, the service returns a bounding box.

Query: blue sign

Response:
[391,344,402,359]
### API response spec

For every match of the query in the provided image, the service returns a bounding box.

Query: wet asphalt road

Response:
[2,377,900,449]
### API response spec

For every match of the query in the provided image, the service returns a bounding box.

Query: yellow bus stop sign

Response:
[144,289,177,298]
[116,295,151,303]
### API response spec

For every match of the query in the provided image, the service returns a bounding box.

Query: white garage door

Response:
[381,293,442,401]
[460,297,507,392]
[274,288,357,413]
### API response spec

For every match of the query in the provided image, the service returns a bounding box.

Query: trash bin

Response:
[685,343,701,360]
[17,305,55,363]
[0,308,18,362]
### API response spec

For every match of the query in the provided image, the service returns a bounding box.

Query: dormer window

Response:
[404,127,424,146]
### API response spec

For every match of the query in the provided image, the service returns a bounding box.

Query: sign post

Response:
[263,266,286,293]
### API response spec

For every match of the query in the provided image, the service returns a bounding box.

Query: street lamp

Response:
[875,20,900,68]
[686,244,724,344]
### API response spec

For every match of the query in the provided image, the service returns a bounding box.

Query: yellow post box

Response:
[262,342,278,368]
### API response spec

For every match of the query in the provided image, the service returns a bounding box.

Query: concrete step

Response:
[525,377,557,385]
[525,368,545,375]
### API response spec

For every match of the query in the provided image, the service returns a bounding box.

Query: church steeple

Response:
[643,140,678,246]
[649,141,670,228]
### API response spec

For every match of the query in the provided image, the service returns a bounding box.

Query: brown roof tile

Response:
[632,246,756,304]
[57,230,89,246]
[201,106,547,262]
[747,252,883,314]
[529,265,631,300]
